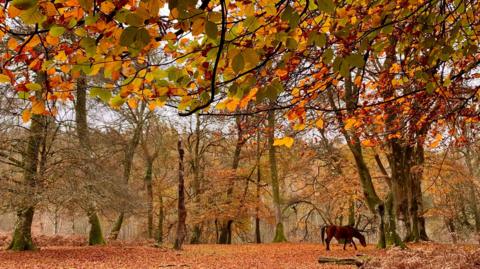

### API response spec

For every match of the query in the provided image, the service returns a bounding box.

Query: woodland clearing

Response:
[0,242,479,269]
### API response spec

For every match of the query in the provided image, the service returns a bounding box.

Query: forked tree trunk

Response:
[174,139,187,250]
[327,72,402,248]
[75,76,106,246]
[110,109,144,239]
[267,110,287,242]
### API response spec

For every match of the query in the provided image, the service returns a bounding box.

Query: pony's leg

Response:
[351,240,357,250]
[325,236,331,251]
[343,240,347,250]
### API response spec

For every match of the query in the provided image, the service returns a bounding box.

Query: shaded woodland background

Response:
[1,96,479,247]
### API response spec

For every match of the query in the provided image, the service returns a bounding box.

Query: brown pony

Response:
[321,225,367,251]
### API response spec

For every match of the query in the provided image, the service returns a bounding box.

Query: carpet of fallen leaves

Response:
[0,237,479,269]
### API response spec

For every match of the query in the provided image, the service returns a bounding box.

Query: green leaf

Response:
[322,48,334,64]
[110,95,126,106]
[20,6,45,24]
[426,82,435,94]
[345,54,364,68]
[120,26,150,49]
[136,28,150,46]
[79,0,93,12]
[317,0,335,14]
[232,53,244,74]
[49,25,65,37]
[90,87,112,102]
[85,15,99,25]
[25,83,42,91]
[205,20,218,40]
[80,37,96,57]
[308,33,327,47]
[12,0,37,10]
[286,38,298,50]
[120,26,137,46]
[18,91,29,100]
[126,13,143,27]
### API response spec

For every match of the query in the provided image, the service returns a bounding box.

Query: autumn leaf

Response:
[100,1,115,14]
[429,133,443,148]
[0,74,11,83]
[22,109,31,123]
[315,118,324,129]
[273,136,294,148]
[344,118,357,130]
[31,100,45,114]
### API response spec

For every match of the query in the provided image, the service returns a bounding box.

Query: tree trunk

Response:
[156,191,164,245]
[255,129,262,244]
[75,75,106,245]
[87,210,105,245]
[218,116,244,244]
[8,75,47,251]
[110,114,143,239]
[445,218,457,244]
[145,159,154,238]
[174,139,187,250]
[267,110,287,242]
[191,114,202,244]
[326,74,398,248]
[8,207,36,251]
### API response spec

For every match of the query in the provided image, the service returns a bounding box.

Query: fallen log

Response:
[318,256,367,267]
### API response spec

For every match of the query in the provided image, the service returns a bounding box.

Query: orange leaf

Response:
[31,101,45,114]
[22,109,31,123]
[7,38,18,51]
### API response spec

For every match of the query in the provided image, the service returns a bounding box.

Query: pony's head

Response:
[354,229,367,247]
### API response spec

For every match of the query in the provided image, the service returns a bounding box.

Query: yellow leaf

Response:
[127,98,138,109]
[31,100,45,114]
[100,1,115,14]
[390,63,401,73]
[344,118,357,130]
[226,98,240,112]
[273,137,294,148]
[0,74,11,83]
[315,118,324,129]
[22,109,31,123]
[293,123,305,131]
[361,139,376,147]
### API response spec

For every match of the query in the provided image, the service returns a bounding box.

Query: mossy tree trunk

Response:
[326,71,402,248]
[75,76,105,246]
[267,110,287,243]
[174,139,187,250]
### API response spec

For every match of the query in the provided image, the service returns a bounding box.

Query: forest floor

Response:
[0,241,479,269]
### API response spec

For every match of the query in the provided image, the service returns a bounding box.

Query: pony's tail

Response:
[321,226,326,244]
